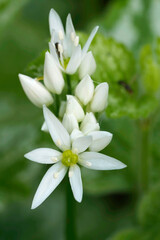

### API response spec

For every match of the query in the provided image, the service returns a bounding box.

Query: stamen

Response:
[36,76,44,81]
[73,148,78,154]
[74,36,79,46]
[70,32,76,41]
[58,43,63,53]
[58,30,64,40]
[53,172,59,179]
[69,171,73,178]
[86,161,92,167]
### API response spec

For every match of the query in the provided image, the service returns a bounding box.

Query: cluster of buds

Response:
[19,9,126,209]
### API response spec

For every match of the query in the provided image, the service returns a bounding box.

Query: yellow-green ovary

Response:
[62,150,78,167]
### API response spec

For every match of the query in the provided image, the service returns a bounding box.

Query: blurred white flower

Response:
[79,51,96,79]
[75,75,94,106]
[90,82,109,112]
[62,113,79,134]
[19,74,53,108]
[25,106,126,209]
[49,8,99,74]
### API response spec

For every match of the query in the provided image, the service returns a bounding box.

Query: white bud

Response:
[66,95,84,122]
[59,101,66,118]
[44,51,64,94]
[79,51,96,79]
[90,83,109,112]
[58,30,64,40]
[62,113,79,134]
[70,129,84,142]
[70,32,76,41]
[80,112,97,129]
[41,121,49,133]
[74,36,79,46]
[18,74,53,108]
[75,75,94,105]
[80,112,100,134]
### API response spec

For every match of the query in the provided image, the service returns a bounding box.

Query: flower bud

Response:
[66,95,84,122]
[44,51,64,94]
[80,112,100,134]
[19,74,53,108]
[79,51,96,79]
[90,82,109,112]
[59,101,66,118]
[70,129,84,142]
[62,113,79,134]
[75,75,94,105]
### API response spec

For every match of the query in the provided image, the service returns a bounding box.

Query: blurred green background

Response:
[1,0,160,239]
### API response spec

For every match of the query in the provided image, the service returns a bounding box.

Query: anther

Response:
[58,30,64,40]
[51,157,58,162]
[86,161,92,167]
[58,43,63,53]
[70,32,76,41]
[57,140,62,146]
[69,171,73,178]
[53,172,59,179]
[74,36,79,46]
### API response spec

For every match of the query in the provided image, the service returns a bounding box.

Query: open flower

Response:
[25,105,126,209]
[49,8,99,74]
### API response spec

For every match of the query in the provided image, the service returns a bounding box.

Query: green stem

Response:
[66,74,72,95]
[66,179,77,240]
[55,94,60,117]
[137,119,150,195]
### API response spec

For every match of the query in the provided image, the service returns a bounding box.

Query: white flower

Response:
[19,74,53,108]
[62,113,79,134]
[25,106,126,209]
[79,51,96,79]
[44,51,65,94]
[66,95,84,122]
[49,8,99,74]
[90,82,109,112]
[75,75,94,106]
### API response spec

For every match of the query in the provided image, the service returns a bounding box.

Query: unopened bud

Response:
[79,51,96,79]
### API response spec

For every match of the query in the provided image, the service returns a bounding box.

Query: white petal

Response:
[43,106,70,151]
[81,26,99,59]
[44,51,64,94]
[31,162,67,209]
[66,13,75,38]
[19,74,53,108]
[41,121,49,133]
[49,8,64,36]
[72,135,92,154]
[79,51,96,79]
[79,152,127,170]
[62,113,79,134]
[49,41,61,68]
[69,165,83,202]
[59,101,66,118]
[90,82,109,112]
[75,75,94,105]
[24,148,62,164]
[66,45,82,74]
[88,131,113,152]
[70,129,84,142]
[66,95,84,122]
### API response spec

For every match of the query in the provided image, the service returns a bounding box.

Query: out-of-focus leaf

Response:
[110,228,141,240]
[140,42,160,94]
[0,0,32,34]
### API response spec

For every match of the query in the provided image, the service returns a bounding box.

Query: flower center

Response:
[62,150,78,167]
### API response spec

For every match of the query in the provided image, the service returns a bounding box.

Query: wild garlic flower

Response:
[49,8,99,74]
[19,74,53,108]
[25,106,126,209]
